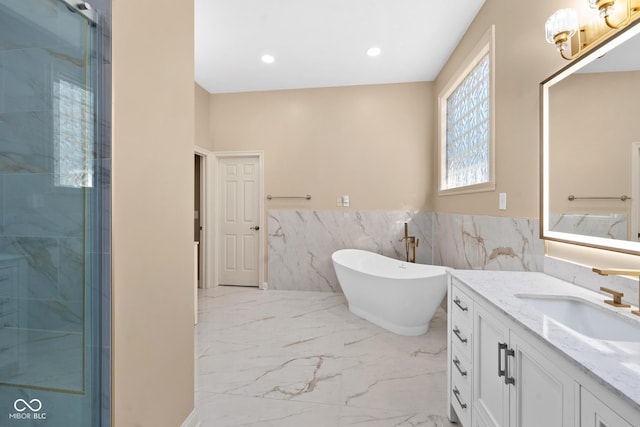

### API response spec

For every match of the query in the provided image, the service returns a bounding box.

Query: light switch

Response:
[499,193,507,211]
[336,197,343,207]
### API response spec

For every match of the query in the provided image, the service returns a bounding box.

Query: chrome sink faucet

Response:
[593,268,640,317]
[400,222,419,263]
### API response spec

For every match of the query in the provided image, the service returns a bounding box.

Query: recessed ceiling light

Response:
[261,54,275,64]
[367,47,381,57]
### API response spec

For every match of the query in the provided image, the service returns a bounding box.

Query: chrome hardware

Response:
[453,327,467,344]
[452,387,467,409]
[453,357,467,377]
[250,226,260,231]
[77,1,91,10]
[453,297,468,312]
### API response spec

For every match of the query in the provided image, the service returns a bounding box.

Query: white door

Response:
[218,156,260,286]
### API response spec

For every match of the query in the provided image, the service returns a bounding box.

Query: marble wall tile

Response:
[3,45,84,114]
[549,213,627,240]
[433,212,544,272]
[59,237,83,302]
[544,255,639,307]
[0,53,4,114]
[0,237,59,300]
[0,237,82,332]
[267,210,433,292]
[0,111,52,174]
[0,175,4,234]
[4,174,84,237]
[19,298,82,332]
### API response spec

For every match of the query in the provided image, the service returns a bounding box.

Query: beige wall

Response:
[195,83,213,151]
[435,0,640,267]
[211,82,434,211]
[112,1,195,426]
[434,0,567,219]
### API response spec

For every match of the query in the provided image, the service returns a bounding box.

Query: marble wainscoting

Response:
[544,255,639,307]
[433,212,544,272]
[549,213,627,240]
[267,211,433,292]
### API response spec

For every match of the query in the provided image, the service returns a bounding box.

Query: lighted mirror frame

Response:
[540,19,640,255]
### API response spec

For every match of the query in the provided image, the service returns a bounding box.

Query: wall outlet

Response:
[499,193,507,210]
[336,197,343,207]
[342,195,350,207]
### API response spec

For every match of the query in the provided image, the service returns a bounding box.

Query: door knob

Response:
[250,226,260,231]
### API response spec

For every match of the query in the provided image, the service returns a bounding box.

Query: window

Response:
[54,76,94,188]
[439,26,495,194]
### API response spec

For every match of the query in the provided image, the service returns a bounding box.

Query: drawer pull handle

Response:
[453,327,468,344]
[452,387,467,409]
[453,357,467,376]
[453,297,468,312]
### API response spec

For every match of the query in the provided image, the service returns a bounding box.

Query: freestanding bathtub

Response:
[332,249,449,336]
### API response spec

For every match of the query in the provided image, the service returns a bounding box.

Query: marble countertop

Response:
[449,270,640,411]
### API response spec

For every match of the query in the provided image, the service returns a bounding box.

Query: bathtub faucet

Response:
[400,222,419,263]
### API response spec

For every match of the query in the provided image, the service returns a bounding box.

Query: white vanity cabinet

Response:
[449,283,474,426]
[581,387,633,427]
[473,302,574,427]
[447,274,639,427]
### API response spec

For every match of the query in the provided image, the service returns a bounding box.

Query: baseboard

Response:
[181,408,200,427]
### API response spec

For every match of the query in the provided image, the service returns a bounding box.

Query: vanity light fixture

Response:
[546,0,640,60]
[589,0,640,28]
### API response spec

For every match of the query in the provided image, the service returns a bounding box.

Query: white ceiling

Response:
[195,0,486,94]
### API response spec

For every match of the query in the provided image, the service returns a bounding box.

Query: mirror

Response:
[541,19,640,255]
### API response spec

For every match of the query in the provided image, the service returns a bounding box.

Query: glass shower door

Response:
[0,0,109,425]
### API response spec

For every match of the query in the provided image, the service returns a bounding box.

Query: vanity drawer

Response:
[451,320,472,361]
[451,374,472,427]
[451,347,472,391]
[450,280,473,325]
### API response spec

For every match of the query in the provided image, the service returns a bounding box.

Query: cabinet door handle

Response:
[498,342,507,378]
[453,327,468,344]
[452,387,468,409]
[453,297,468,312]
[505,348,515,385]
[453,357,467,376]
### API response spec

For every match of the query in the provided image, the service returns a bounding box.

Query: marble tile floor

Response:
[196,285,455,427]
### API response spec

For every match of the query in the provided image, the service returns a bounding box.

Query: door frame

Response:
[195,146,214,289]
[631,142,640,242]
[213,151,265,289]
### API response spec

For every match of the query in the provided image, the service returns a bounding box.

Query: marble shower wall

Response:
[267,210,545,292]
[267,211,433,291]
[0,21,86,334]
[433,212,544,272]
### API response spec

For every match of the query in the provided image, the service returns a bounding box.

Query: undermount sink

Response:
[516,294,640,342]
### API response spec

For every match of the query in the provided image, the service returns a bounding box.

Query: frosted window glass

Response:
[444,54,490,189]
[54,78,94,188]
